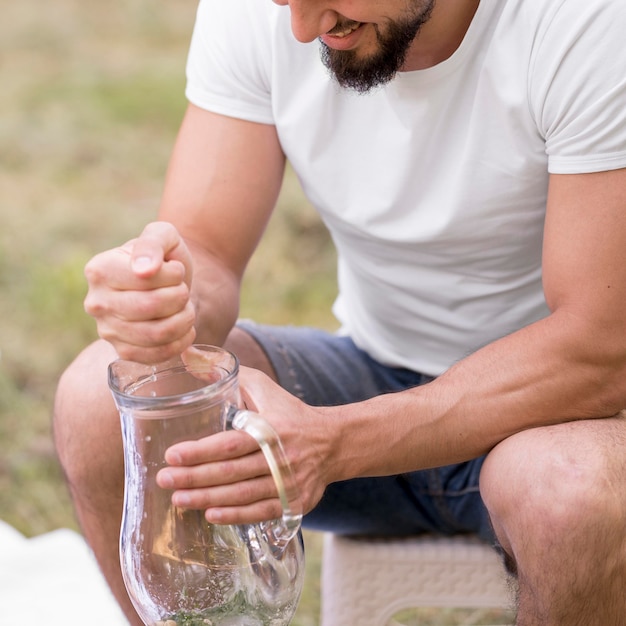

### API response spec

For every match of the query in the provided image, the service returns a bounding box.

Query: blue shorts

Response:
[237,321,495,543]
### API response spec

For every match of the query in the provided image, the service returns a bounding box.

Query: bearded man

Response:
[55,1,626,624]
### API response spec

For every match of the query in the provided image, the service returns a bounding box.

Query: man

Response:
[54,0,626,624]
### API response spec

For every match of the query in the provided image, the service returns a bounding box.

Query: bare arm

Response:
[158,104,286,347]
[326,168,626,480]
[84,104,286,362]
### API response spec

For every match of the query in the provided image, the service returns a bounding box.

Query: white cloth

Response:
[186,0,626,375]
[0,521,129,625]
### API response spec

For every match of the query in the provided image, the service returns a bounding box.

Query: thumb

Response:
[131,221,193,286]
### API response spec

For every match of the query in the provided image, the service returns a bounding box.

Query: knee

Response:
[53,340,123,491]
[480,422,623,545]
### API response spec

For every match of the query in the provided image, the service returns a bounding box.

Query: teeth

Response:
[329,22,361,38]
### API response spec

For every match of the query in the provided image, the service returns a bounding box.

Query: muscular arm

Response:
[327,168,626,481]
[158,168,626,522]
[158,103,286,346]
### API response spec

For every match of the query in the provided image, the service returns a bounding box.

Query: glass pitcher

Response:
[108,345,305,626]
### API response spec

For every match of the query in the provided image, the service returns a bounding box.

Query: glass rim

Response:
[107,345,240,410]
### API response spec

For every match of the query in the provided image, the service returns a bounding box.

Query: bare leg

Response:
[480,413,626,625]
[53,340,140,624]
[53,330,274,625]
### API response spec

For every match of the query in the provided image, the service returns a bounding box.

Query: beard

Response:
[319,1,436,94]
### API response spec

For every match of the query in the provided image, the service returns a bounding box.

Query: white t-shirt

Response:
[186,0,626,376]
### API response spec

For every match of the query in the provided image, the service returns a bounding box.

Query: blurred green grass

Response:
[0,1,334,624]
[0,0,338,517]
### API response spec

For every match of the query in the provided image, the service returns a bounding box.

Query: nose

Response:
[272,0,337,43]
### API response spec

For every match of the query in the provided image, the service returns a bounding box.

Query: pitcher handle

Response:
[230,409,303,544]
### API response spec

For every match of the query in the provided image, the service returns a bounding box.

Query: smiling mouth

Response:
[326,20,363,38]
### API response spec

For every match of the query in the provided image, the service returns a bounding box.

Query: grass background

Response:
[0,2,514,624]
[1,0,335,623]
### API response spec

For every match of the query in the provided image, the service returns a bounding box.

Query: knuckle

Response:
[261,500,283,520]
[83,259,104,284]
[146,323,179,346]
[166,259,186,283]
[83,293,102,316]
[114,344,140,362]
[167,334,195,359]
[168,285,190,312]
[218,458,240,481]
[125,291,161,319]
[235,481,255,503]
[221,435,245,457]
[181,472,197,490]
[144,220,174,238]
[93,321,118,345]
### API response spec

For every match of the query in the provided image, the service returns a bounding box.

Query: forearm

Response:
[155,106,286,347]
[327,310,626,482]
[184,237,242,347]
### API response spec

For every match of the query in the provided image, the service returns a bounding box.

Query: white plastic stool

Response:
[321,534,513,626]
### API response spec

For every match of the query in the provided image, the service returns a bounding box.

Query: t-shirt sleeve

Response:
[185,0,275,125]
[529,0,626,174]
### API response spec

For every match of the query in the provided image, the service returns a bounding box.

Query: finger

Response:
[97,303,196,349]
[204,500,285,526]
[180,345,232,384]
[135,222,193,286]
[85,248,186,292]
[157,449,269,493]
[127,235,165,278]
[129,258,186,290]
[85,280,191,325]
[121,283,190,321]
[164,430,261,466]
[108,327,197,364]
[165,476,279,511]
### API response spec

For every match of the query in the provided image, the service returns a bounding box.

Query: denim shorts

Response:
[237,321,495,543]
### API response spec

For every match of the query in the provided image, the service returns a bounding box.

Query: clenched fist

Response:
[84,221,196,363]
